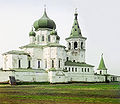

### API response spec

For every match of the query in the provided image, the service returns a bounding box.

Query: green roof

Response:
[65,61,94,67]
[33,8,56,30]
[50,29,57,35]
[29,28,36,36]
[20,43,44,49]
[10,68,47,72]
[20,43,65,49]
[2,50,29,55]
[66,11,87,40]
[44,43,65,48]
[98,54,107,70]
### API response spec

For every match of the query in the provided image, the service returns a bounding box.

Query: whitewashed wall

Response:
[48,71,68,83]
[0,71,14,82]
[15,71,48,82]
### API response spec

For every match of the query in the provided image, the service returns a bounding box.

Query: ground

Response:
[0,82,120,104]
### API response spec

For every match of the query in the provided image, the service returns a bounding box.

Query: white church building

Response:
[0,8,120,83]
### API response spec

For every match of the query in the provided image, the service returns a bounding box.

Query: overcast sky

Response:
[0,0,120,75]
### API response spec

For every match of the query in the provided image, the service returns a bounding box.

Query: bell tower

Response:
[66,9,87,63]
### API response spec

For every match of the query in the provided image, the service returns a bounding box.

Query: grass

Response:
[0,82,120,104]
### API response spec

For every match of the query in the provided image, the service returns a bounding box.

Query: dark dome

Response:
[33,10,56,30]
[50,29,57,35]
[29,28,36,36]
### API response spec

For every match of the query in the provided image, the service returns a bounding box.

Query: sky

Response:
[0,0,120,75]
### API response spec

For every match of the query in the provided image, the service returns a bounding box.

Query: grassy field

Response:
[0,82,120,104]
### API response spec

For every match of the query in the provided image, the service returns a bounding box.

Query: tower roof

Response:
[98,54,107,70]
[70,9,82,37]
[33,8,56,30]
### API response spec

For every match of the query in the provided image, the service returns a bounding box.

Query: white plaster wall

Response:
[15,71,48,82]
[12,54,28,69]
[43,47,66,70]
[0,71,14,82]
[3,54,12,70]
[24,47,43,69]
[66,37,86,63]
[65,66,95,82]
[96,70,107,75]
[48,71,68,83]
[94,75,105,82]
[29,36,35,44]
[35,29,51,45]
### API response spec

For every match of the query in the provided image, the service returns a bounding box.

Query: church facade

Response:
[0,9,120,83]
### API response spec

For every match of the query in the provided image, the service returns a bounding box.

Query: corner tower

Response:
[66,10,87,63]
[97,54,107,75]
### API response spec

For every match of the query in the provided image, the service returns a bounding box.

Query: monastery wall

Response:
[15,71,48,82]
[0,71,14,82]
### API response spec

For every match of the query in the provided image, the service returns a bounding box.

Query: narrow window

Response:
[45,60,47,68]
[18,59,21,68]
[81,42,83,49]
[68,42,71,50]
[74,42,77,49]
[73,60,75,62]
[75,68,77,72]
[37,35,39,42]
[38,60,40,68]
[66,57,69,61]
[88,68,89,72]
[82,68,83,72]
[28,60,31,68]
[42,36,44,41]
[48,35,50,42]
[52,60,54,68]
[65,67,67,70]
[59,60,60,68]
[85,68,86,72]
[100,71,102,74]
[69,67,70,72]
[72,68,74,72]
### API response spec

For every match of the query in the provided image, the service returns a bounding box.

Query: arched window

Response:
[100,71,102,74]
[28,60,31,68]
[73,60,75,62]
[68,42,71,50]
[72,68,74,72]
[52,60,54,68]
[48,35,50,42]
[74,42,77,49]
[66,57,69,61]
[38,60,40,68]
[42,36,44,41]
[82,68,83,72]
[88,68,89,72]
[58,60,60,68]
[18,59,21,68]
[81,42,83,49]
[69,67,70,72]
[75,68,77,72]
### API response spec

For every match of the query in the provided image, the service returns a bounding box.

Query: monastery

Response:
[0,8,120,83]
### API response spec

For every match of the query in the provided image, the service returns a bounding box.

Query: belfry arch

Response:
[74,42,78,49]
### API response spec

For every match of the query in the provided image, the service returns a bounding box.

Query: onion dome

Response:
[33,8,56,30]
[29,28,36,36]
[50,29,57,35]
